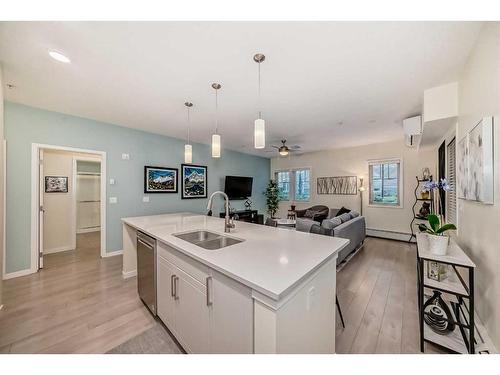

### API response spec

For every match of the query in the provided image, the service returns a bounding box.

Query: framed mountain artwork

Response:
[181,164,207,199]
[144,166,178,193]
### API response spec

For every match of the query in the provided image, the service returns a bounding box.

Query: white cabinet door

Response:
[157,257,176,331]
[210,271,254,353]
[174,271,210,354]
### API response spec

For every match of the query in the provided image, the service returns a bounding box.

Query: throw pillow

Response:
[303,209,317,219]
[350,211,360,219]
[338,212,352,223]
[335,206,351,217]
[321,217,342,231]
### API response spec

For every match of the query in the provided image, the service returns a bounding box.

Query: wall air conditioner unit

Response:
[403,115,422,148]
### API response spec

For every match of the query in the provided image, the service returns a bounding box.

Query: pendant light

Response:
[184,102,193,164]
[253,53,266,149]
[211,83,222,158]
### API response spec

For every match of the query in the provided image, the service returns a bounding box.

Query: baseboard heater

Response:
[366,228,416,243]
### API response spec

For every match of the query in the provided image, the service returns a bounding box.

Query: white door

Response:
[174,271,210,353]
[38,148,44,269]
[157,257,176,331]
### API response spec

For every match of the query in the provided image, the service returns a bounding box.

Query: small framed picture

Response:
[144,166,178,193]
[181,164,207,199]
[45,176,69,193]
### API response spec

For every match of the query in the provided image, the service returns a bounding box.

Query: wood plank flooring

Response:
[0,232,155,354]
[0,233,444,354]
[336,237,445,354]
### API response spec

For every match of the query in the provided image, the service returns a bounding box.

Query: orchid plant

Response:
[422,178,451,193]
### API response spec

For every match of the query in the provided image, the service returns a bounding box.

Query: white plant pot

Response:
[428,235,449,256]
[416,232,429,250]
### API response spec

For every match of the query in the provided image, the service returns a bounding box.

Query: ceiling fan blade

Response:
[289,145,301,150]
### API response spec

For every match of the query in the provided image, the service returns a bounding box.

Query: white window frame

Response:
[274,167,311,202]
[367,158,404,209]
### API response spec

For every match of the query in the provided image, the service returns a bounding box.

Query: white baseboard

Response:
[44,245,75,255]
[102,249,123,258]
[77,227,100,234]
[366,228,416,243]
[122,269,137,279]
[3,268,35,280]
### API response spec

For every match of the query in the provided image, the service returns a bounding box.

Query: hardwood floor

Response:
[0,232,155,354]
[0,234,443,354]
[336,237,445,354]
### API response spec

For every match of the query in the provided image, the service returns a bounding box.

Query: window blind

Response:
[446,138,457,225]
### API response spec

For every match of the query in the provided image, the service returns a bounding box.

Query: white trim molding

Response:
[103,249,123,258]
[30,143,107,275]
[3,268,34,280]
[366,228,415,243]
[122,269,137,279]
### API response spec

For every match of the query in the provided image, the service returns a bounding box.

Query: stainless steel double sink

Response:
[173,230,243,250]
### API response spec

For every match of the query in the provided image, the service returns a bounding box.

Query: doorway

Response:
[31,144,106,272]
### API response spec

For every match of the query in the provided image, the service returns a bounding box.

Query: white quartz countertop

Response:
[122,212,349,301]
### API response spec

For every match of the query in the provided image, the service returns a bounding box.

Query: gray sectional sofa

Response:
[296,208,366,265]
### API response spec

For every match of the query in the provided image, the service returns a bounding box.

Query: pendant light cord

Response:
[215,88,219,134]
[187,106,191,144]
[258,61,262,119]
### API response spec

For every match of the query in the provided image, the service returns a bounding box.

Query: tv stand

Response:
[219,209,263,225]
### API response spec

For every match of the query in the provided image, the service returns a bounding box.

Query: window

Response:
[294,169,310,201]
[275,171,290,201]
[274,168,311,201]
[369,159,402,207]
[446,138,457,225]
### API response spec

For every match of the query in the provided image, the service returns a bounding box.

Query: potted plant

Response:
[418,214,457,255]
[263,179,280,218]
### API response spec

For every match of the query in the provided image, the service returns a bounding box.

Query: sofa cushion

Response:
[350,211,360,219]
[327,208,340,219]
[321,217,342,231]
[303,209,317,219]
[335,206,351,217]
[338,212,352,223]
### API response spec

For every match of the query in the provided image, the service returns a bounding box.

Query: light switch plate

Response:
[109,197,118,204]
[109,178,115,185]
[143,196,150,203]
[121,153,130,160]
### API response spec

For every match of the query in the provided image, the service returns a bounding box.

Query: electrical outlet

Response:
[109,197,118,204]
[143,196,150,203]
[121,153,130,160]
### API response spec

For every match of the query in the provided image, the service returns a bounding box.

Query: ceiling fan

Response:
[267,140,301,156]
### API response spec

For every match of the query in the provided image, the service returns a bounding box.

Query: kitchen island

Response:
[122,212,349,354]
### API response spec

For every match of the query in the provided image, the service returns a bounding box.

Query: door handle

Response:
[170,274,176,297]
[206,276,213,306]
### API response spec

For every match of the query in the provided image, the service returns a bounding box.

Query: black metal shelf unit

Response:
[409,176,434,242]
[417,242,476,354]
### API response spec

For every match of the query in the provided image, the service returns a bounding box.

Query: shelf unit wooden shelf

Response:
[417,238,478,353]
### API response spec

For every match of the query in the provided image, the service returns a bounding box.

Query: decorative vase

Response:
[422,167,431,180]
[428,235,449,256]
[423,290,455,334]
[421,191,430,199]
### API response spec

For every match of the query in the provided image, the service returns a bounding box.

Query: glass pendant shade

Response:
[211,134,221,158]
[254,118,266,149]
[184,144,192,164]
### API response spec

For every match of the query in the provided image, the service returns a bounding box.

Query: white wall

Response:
[0,64,4,304]
[271,140,436,237]
[43,150,101,254]
[455,23,500,349]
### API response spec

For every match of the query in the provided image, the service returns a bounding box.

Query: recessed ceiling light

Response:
[48,50,71,63]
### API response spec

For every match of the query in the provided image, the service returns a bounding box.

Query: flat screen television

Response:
[224,176,253,200]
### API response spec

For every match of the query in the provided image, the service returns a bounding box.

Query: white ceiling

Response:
[0,22,482,157]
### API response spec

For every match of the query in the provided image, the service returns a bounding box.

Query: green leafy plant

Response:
[418,214,457,236]
[263,179,280,218]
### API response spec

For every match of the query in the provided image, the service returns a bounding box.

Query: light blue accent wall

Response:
[4,102,270,274]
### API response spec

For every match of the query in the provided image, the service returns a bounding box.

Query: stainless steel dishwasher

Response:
[137,231,157,316]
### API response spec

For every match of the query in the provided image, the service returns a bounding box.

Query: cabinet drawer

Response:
[158,241,209,285]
